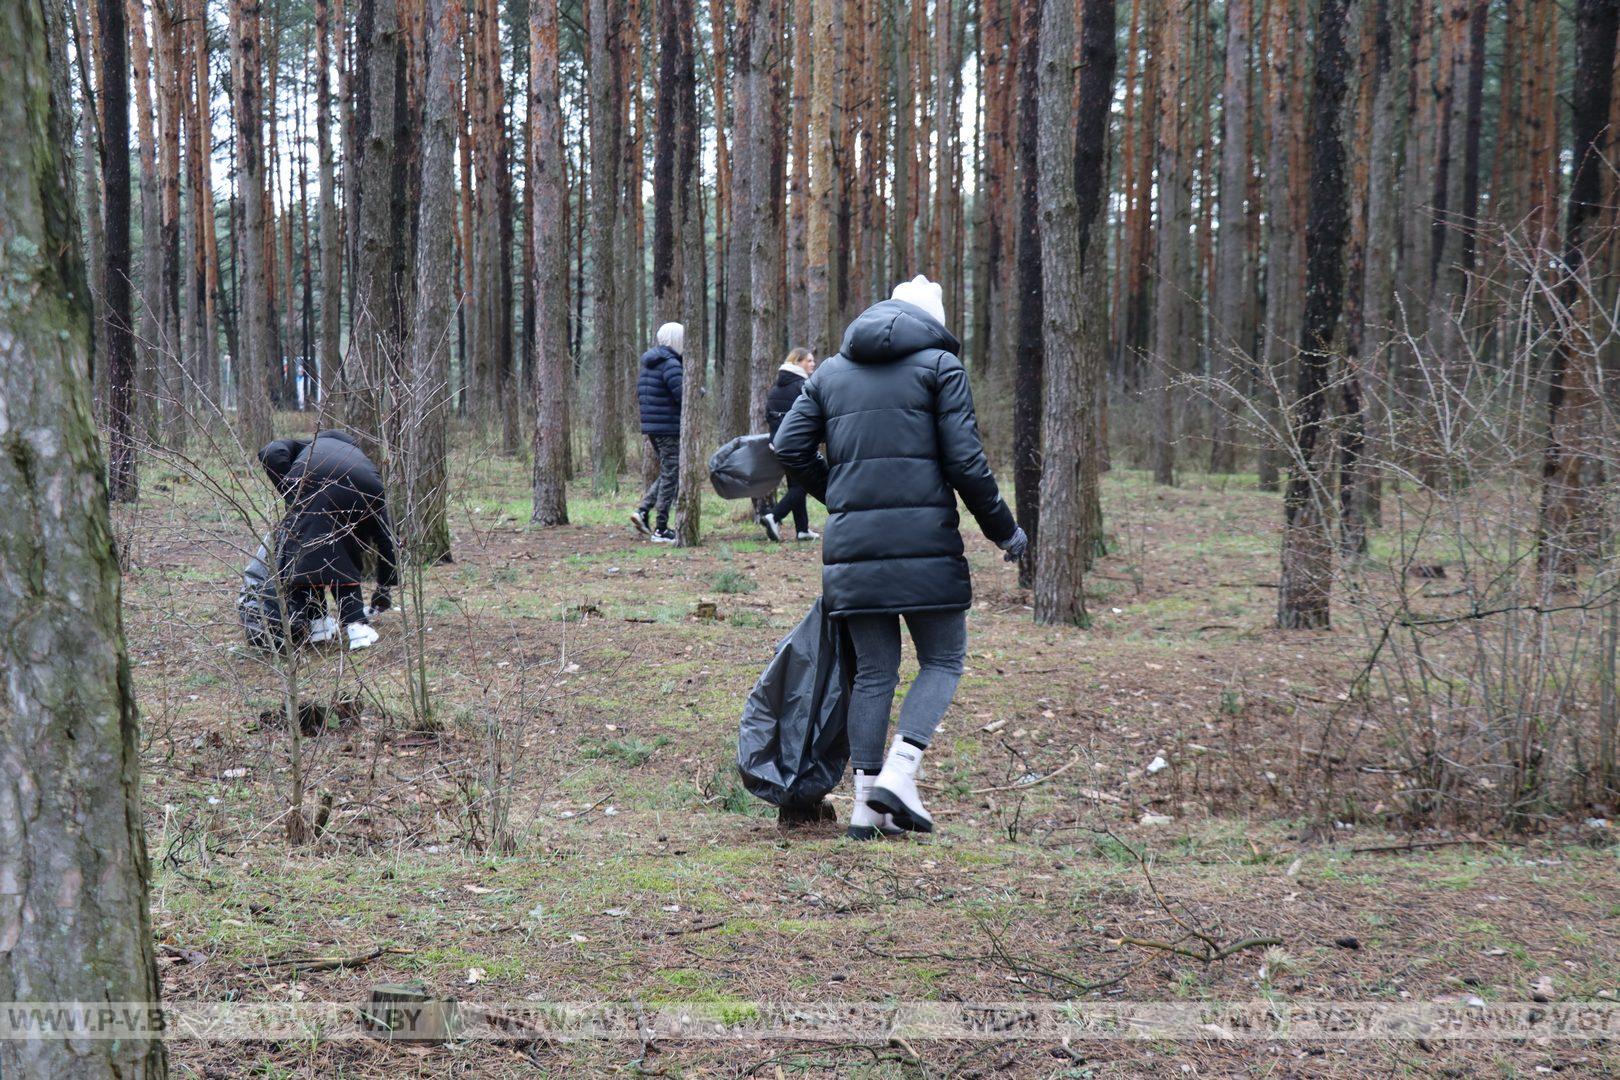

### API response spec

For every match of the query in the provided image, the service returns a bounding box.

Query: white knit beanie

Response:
[891,275,946,327]
[655,322,685,352]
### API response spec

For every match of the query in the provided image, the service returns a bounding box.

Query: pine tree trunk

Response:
[0,4,167,1073]
[720,0,755,442]
[316,0,342,409]
[154,0,183,440]
[530,0,571,525]
[1151,1,1189,487]
[1011,0,1042,589]
[230,0,274,449]
[1277,0,1351,630]
[102,0,139,498]
[1537,0,1618,581]
[131,0,163,443]
[806,0,837,355]
[588,0,624,490]
[672,0,708,546]
[1033,0,1110,625]
[1208,0,1251,473]
[748,0,783,433]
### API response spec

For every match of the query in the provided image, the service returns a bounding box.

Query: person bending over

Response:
[631,322,686,544]
[760,346,819,542]
[258,431,398,651]
[772,276,1027,839]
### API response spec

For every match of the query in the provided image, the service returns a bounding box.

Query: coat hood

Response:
[641,345,681,368]
[839,299,960,364]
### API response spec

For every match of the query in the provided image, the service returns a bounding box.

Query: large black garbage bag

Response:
[709,433,785,499]
[736,598,852,807]
[238,536,287,651]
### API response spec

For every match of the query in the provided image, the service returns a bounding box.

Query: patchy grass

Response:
[118,423,1620,1077]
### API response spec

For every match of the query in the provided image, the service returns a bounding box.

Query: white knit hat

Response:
[655,322,685,352]
[891,276,946,327]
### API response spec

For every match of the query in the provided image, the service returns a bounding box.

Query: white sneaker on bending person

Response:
[307,615,340,644]
[346,622,379,651]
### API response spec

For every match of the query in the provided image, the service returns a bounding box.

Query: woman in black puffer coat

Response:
[772,276,1027,839]
[257,431,398,650]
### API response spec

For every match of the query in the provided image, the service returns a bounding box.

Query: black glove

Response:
[370,587,392,613]
[998,526,1029,563]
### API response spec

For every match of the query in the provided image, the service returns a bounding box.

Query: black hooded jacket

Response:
[257,432,399,589]
[771,299,1016,618]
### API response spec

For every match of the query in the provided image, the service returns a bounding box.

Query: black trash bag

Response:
[736,598,852,807]
[709,433,785,500]
[238,536,287,651]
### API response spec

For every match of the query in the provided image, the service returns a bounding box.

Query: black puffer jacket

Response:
[771,299,1016,618]
[637,346,685,435]
[257,432,399,589]
[765,365,808,437]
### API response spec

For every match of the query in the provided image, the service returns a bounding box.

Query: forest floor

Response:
[119,424,1620,1078]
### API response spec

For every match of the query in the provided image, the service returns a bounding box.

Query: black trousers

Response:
[288,584,367,631]
[638,433,681,526]
[769,481,808,533]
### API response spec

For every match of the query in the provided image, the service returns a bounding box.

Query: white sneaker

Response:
[346,622,379,651]
[847,771,906,841]
[759,513,781,542]
[867,737,933,833]
[797,528,821,541]
[307,615,340,644]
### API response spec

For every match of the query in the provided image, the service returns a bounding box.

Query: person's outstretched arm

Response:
[934,353,1017,544]
[771,384,830,503]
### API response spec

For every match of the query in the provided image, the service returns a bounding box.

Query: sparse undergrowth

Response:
[124,430,1620,1077]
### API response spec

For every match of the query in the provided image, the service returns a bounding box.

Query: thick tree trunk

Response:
[398,0,457,565]
[131,0,163,444]
[1256,0,1300,491]
[720,0,755,442]
[1537,0,1618,581]
[101,0,139,498]
[1277,0,1351,630]
[672,0,708,546]
[230,0,274,449]
[1011,0,1041,589]
[587,0,625,490]
[0,4,167,1073]
[154,0,183,441]
[1032,0,1111,625]
[530,0,571,525]
[1151,0,1190,487]
[805,0,837,355]
[1208,0,1251,474]
[748,0,784,433]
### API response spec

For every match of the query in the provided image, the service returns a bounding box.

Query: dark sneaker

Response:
[630,508,652,537]
[759,513,781,542]
[651,527,677,544]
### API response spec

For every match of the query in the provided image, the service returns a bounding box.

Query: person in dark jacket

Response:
[772,276,1028,839]
[257,431,399,651]
[759,347,818,542]
[631,322,686,543]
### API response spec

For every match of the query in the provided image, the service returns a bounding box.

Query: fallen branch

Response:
[969,754,1083,795]
[1347,837,1519,854]
[1119,934,1281,963]
[255,946,413,974]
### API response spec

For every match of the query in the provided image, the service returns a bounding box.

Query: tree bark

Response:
[230,0,274,449]
[0,3,167,1073]
[748,0,784,432]
[805,0,837,355]
[1033,0,1110,625]
[1208,0,1251,473]
[1276,0,1351,630]
[1151,0,1190,487]
[101,0,138,498]
[587,0,625,490]
[672,0,708,546]
[530,0,571,525]
[316,0,342,410]
[1537,0,1618,581]
[1011,0,1041,589]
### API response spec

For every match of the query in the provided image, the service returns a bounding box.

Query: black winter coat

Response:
[637,346,685,434]
[765,365,808,437]
[771,299,1016,618]
[257,432,399,589]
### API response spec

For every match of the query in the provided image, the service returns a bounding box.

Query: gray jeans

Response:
[844,610,967,772]
[638,434,680,526]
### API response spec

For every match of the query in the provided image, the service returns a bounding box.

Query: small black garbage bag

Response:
[736,598,852,807]
[238,536,287,651]
[709,433,786,499]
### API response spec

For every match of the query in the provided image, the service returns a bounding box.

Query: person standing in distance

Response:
[760,346,819,542]
[631,322,686,543]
